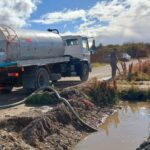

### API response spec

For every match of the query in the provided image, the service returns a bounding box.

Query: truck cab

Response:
[61,35,93,82]
[62,35,91,65]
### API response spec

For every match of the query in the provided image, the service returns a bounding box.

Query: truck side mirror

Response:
[90,40,96,53]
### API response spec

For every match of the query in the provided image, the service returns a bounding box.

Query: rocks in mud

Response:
[137,137,150,150]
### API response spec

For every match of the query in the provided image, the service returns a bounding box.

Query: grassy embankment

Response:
[91,42,150,102]
[117,59,150,101]
[26,78,119,107]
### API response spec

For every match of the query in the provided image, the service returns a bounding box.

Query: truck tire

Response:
[79,63,89,81]
[23,67,50,92]
[35,68,49,89]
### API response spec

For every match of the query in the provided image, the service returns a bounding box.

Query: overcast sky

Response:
[0,0,150,45]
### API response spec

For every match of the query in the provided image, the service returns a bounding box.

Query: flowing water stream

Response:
[74,102,150,150]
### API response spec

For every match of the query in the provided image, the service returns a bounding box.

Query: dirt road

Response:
[0,59,141,118]
[0,64,111,105]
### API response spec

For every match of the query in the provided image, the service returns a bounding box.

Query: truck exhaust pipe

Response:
[47,28,59,34]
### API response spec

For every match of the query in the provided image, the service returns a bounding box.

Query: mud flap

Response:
[22,67,37,89]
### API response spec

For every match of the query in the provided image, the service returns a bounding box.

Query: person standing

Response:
[110,49,118,79]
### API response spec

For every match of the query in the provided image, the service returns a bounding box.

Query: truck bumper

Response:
[0,64,21,87]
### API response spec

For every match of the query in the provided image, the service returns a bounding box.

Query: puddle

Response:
[73,102,150,150]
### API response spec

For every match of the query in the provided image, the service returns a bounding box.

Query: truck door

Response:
[64,38,82,59]
[82,38,91,64]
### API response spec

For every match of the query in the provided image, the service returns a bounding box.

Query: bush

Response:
[82,78,119,107]
[26,92,60,105]
[120,86,150,101]
[25,88,91,106]
[126,43,149,58]
[26,79,120,107]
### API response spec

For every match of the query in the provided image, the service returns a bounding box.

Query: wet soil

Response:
[0,91,114,150]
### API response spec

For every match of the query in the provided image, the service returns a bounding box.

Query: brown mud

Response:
[0,89,114,150]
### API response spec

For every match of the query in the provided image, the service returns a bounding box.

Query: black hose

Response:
[42,87,98,132]
[0,99,25,109]
[0,89,42,109]
[0,86,98,132]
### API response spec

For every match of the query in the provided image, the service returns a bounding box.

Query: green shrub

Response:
[26,92,60,105]
[120,86,150,101]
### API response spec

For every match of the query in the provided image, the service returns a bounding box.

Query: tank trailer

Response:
[0,25,95,92]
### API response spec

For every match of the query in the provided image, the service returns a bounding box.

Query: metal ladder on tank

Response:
[0,25,20,55]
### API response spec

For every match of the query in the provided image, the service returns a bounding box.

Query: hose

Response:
[0,86,98,132]
[41,87,98,132]
[0,89,41,109]
[0,87,49,109]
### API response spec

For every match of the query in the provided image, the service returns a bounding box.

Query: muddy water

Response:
[74,102,150,150]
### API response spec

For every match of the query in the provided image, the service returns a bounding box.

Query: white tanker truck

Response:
[0,25,95,92]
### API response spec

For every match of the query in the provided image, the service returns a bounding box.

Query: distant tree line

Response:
[91,43,150,63]
[96,43,150,58]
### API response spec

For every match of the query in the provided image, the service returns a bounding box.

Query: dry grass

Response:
[26,77,119,107]
[80,78,119,107]
[92,63,106,68]
[118,59,150,81]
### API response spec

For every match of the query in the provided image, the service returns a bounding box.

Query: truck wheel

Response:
[79,63,89,81]
[35,68,49,89]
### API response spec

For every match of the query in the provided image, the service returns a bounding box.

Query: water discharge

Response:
[74,102,150,150]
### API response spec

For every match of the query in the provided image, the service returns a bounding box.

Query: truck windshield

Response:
[66,39,79,46]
